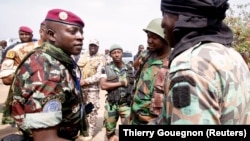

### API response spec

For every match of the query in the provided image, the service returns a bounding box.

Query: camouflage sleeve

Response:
[167,69,219,124]
[11,54,66,130]
[166,43,250,124]
[84,60,104,84]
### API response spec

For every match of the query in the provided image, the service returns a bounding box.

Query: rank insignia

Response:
[6,50,16,59]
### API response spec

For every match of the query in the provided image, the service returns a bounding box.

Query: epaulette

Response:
[6,50,16,59]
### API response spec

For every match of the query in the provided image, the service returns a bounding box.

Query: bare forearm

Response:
[2,74,14,85]
[100,78,124,90]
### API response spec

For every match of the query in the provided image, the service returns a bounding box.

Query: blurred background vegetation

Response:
[224,3,250,66]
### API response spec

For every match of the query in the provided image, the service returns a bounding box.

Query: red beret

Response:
[45,9,84,27]
[19,26,33,33]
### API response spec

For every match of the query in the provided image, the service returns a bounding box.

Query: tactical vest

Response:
[79,53,104,79]
[105,63,134,105]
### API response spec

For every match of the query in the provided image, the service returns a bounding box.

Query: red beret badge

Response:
[59,11,68,20]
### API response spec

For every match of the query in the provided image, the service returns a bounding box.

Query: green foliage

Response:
[224,3,250,53]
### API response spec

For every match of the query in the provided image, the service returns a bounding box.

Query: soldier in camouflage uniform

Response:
[158,0,250,124]
[7,9,89,140]
[1,26,34,64]
[0,21,47,85]
[77,39,106,140]
[0,21,48,125]
[100,44,134,141]
[129,18,171,125]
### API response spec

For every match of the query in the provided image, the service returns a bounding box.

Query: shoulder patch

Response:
[6,50,16,59]
[43,99,62,113]
[170,76,195,108]
[173,85,190,108]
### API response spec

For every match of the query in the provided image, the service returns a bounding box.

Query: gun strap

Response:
[134,51,151,81]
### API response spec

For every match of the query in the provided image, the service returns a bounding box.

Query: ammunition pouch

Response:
[107,89,120,104]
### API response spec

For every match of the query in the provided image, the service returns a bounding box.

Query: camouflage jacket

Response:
[130,51,166,124]
[10,42,87,139]
[161,42,250,125]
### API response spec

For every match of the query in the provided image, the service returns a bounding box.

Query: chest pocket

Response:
[81,58,100,79]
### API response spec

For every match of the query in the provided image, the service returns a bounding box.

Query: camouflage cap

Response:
[89,39,99,47]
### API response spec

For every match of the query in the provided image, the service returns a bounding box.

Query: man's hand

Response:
[119,77,128,87]
[80,80,87,86]
[2,74,14,85]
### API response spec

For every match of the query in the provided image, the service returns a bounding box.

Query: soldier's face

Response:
[146,32,164,52]
[110,49,123,63]
[89,44,99,56]
[51,23,84,56]
[139,45,144,52]
[19,31,33,43]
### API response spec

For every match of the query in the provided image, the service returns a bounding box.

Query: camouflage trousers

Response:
[1,105,15,125]
[1,92,15,125]
[129,110,157,125]
[104,102,131,136]
[82,89,100,136]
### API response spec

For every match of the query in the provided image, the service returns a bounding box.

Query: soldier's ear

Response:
[47,29,54,36]
[47,29,56,42]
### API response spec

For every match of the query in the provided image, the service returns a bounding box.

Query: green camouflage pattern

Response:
[9,42,88,139]
[160,42,250,124]
[104,103,131,136]
[130,52,164,125]
[102,62,132,135]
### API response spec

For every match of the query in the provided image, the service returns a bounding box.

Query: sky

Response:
[0,0,249,55]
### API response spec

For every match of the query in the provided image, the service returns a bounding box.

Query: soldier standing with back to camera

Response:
[158,0,250,124]
[99,44,134,141]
